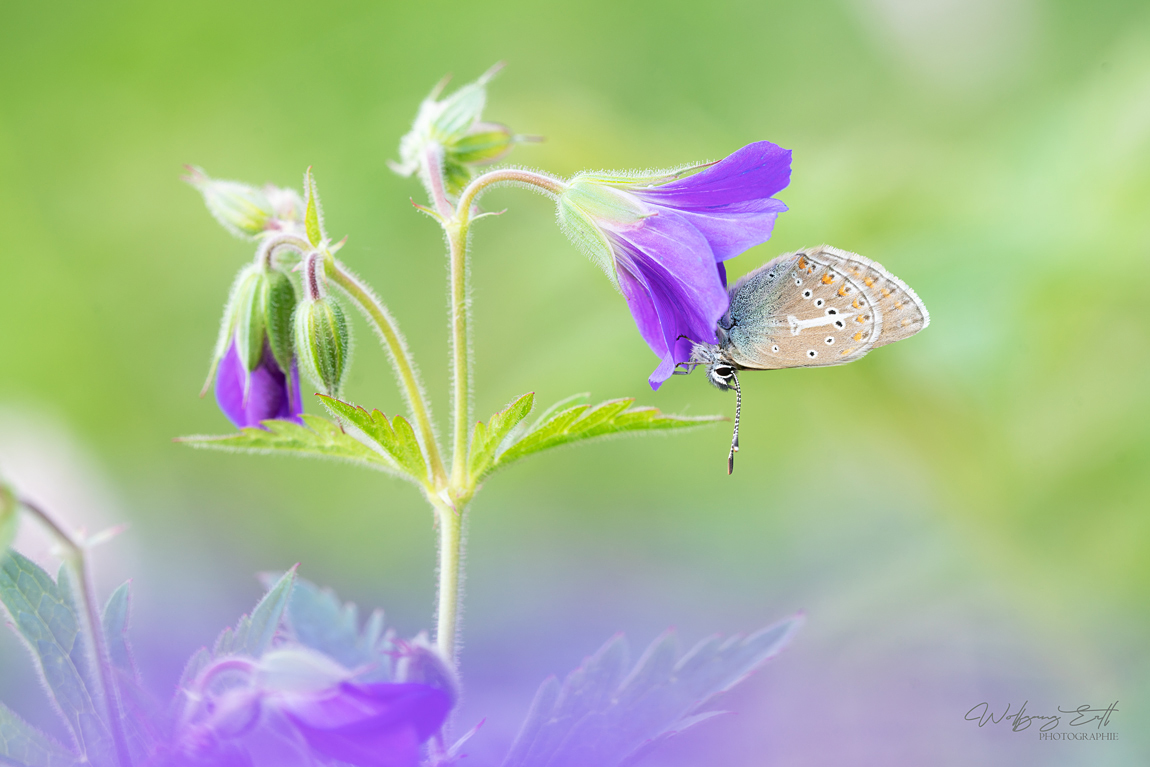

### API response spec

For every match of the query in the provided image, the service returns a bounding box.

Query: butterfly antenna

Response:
[727,371,741,475]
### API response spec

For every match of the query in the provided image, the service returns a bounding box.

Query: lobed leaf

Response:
[177,414,412,480]
[494,396,724,472]
[0,552,115,767]
[275,576,393,682]
[468,392,535,480]
[0,702,78,767]
[317,395,429,485]
[502,615,802,767]
[212,567,296,659]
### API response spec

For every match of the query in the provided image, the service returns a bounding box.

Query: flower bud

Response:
[392,64,529,193]
[0,482,17,557]
[185,166,307,239]
[294,293,350,398]
[184,166,274,239]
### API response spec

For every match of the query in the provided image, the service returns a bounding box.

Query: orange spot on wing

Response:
[853,332,863,342]
[882,288,891,297]
[894,301,903,309]
[856,315,866,323]
[797,256,807,270]
[821,273,834,284]
[852,298,861,309]
[840,347,854,356]
[901,318,910,326]
[838,285,848,296]
[864,276,875,287]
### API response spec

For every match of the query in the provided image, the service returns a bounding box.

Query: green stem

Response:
[433,167,567,661]
[20,499,133,767]
[327,257,447,487]
[433,501,463,662]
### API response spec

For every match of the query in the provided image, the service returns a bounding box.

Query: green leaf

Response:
[0,552,115,766]
[316,395,429,485]
[493,396,724,472]
[274,575,391,682]
[468,392,534,480]
[177,414,414,481]
[0,702,78,767]
[213,567,295,658]
[304,166,322,247]
[101,583,134,679]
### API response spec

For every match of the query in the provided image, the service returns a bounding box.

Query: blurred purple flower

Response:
[281,682,451,767]
[557,141,791,389]
[215,340,303,429]
[170,649,452,767]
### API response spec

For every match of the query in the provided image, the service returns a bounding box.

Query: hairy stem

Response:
[433,502,464,662]
[20,499,133,767]
[327,258,447,487]
[433,166,568,661]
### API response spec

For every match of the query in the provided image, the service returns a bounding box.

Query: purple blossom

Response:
[170,649,452,767]
[281,682,451,767]
[558,141,791,389]
[215,340,303,428]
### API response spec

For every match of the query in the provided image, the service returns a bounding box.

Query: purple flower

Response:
[171,648,452,767]
[215,340,303,428]
[280,682,451,767]
[557,141,791,389]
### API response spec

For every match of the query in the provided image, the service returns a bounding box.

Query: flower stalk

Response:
[17,497,134,767]
[434,166,566,661]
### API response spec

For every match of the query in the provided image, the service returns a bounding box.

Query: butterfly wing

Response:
[721,245,925,370]
[813,245,931,346]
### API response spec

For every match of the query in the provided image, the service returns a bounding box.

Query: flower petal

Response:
[611,211,730,388]
[654,198,787,263]
[282,683,451,767]
[636,141,792,208]
[215,341,303,429]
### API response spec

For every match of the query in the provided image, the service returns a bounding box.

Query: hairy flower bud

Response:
[294,293,350,398]
[391,64,530,194]
[185,166,306,239]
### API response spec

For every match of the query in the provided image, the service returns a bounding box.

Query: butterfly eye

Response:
[713,365,734,379]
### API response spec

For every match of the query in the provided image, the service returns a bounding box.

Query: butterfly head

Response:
[682,343,738,390]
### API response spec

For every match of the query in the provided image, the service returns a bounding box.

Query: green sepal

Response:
[446,123,514,166]
[0,482,16,560]
[234,267,269,373]
[556,198,618,290]
[263,268,297,374]
[441,159,472,197]
[317,395,429,486]
[493,395,724,472]
[304,167,323,247]
[0,701,79,767]
[294,296,350,397]
[202,263,259,395]
[177,415,416,481]
[468,392,535,481]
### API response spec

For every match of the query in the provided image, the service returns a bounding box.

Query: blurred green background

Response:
[1,0,1148,764]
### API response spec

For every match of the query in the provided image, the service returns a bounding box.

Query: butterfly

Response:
[678,245,930,474]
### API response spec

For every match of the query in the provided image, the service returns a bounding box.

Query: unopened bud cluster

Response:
[194,168,353,428]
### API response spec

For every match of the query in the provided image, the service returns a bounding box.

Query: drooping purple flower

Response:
[215,340,303,428]
[557,141,791,389]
